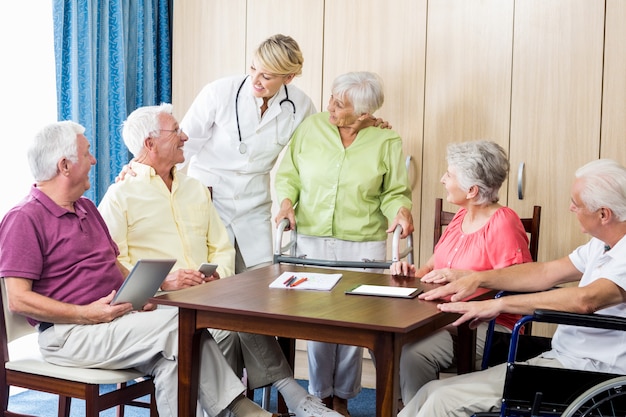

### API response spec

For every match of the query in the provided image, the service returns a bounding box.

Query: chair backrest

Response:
[433,198,542,262]
[520,205,541,262]
[1,279,36,352]
[433,198,456,249]
[1,278,38,405]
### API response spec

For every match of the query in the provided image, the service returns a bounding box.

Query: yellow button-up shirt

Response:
[98,162,235,278]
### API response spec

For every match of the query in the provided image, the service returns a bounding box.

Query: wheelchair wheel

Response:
[561,375,626,417]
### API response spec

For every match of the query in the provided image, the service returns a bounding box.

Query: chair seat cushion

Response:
[6,358,147,384]
[7,333,147,384]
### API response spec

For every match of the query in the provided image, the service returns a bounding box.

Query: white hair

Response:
[446,140,509,204]
[27,121,85,181]
[122,103,174,157]
[575,159,626,222]
[331,72,384,115]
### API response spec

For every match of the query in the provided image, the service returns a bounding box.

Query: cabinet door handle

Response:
[517,162,525,200]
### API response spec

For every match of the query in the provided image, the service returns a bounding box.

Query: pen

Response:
[283,275,296,285]
[290,277,308,287]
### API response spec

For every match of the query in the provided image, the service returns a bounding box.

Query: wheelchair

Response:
[474,309,626,417]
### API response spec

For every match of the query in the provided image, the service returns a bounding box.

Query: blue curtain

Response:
[52,0,172,203]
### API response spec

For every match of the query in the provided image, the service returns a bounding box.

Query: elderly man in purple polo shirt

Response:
[0,121,288,417]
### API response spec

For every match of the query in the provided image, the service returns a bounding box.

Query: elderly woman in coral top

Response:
[390,140,533,408]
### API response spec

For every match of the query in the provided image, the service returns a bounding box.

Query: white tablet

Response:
[111,259,176,310]
[345,284,423,299]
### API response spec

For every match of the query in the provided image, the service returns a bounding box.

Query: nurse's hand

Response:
[356,113,392,130]
[115,160,137,183]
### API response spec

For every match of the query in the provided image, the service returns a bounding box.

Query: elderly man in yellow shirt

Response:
[99,103,341,417]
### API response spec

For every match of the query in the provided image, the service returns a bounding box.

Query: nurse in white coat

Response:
[177,35,346,417]
[180,34,316,272]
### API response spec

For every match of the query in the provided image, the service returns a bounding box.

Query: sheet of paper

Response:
[269,272,342,291]
[346,284,422,298]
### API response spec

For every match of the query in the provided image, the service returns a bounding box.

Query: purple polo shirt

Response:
[0,186,124,325]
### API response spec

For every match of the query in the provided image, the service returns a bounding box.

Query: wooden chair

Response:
[433,198,542,371]
[433,198,456,250]
[0,280,158,417]
[520,205,541,262]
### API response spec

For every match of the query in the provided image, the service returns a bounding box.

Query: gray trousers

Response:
[399,322,509,403]
[296,235,386,400]
[39,307,245,417]
[210,329,293,390]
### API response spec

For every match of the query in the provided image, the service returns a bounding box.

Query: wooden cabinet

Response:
[601,0,626,164]
[507,0,605,261]
[322,0,427,259]
[172,0,246,120]
[172,0,323,119]
[173,0,622,267]
[245,0,324,108]
[419,0,514,264]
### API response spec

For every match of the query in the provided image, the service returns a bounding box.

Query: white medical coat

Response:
[180,75,316,268]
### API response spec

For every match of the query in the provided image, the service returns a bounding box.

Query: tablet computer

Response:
[111,259,176,310]
[345,284,423,299]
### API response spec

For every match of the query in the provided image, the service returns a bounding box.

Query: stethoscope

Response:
[235,75,296,154]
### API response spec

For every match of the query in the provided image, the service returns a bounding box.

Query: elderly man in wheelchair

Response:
[398,158,626,417]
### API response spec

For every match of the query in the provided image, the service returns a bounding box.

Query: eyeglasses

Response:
[159,127,184,136]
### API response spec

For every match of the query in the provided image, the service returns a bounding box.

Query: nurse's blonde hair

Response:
[254,34,304,76]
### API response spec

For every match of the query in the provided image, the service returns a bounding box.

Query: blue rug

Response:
[8,380,375,417]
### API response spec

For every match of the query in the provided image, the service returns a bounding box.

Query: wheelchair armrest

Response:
[505,309,626,364]
[534,309,626,331]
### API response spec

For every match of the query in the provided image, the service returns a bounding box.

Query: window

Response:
[0,2,56,217]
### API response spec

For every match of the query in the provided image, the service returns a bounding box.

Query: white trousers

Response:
[38,307,245,417]
[296,235,386,399]
[399,356,565,417]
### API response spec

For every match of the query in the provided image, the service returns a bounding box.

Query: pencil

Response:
[290,277,308,287]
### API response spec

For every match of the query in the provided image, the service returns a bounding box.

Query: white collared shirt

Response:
[543,235,626,374]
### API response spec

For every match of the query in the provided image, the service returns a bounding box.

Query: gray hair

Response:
[331,72,384,115]
[446,140,509,204]
[575,159,626,222]
[254,34,304,77]
[27,121,85,182]
[122,103,174,157]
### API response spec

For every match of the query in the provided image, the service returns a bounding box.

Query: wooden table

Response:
[151,263,490,417]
